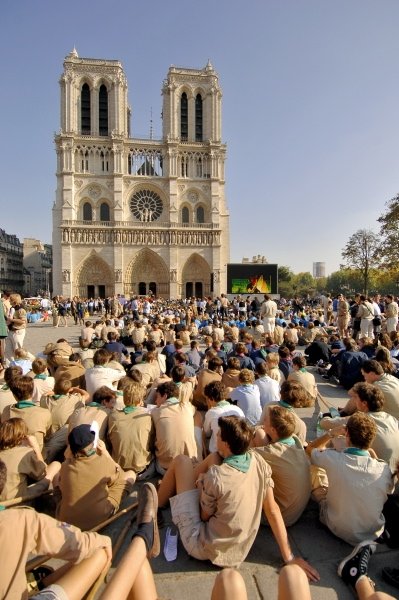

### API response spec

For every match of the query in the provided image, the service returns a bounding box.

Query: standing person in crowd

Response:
[5,294,27,361]
[260,294,278,340]
[384,295,399,334]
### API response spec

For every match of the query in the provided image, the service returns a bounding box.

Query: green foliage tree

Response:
[341,229,380,296]
[378,194,399,268]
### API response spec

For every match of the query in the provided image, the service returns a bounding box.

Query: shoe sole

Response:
[337,540,376,577]
[145,483,160,558]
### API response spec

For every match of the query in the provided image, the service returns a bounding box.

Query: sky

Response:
[2,0,399,276]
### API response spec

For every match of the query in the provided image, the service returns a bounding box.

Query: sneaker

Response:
[163,525,179,561]
[338,541,376,587]
[136,482,160,558]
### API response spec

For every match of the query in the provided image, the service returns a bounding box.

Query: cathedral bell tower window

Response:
[180,93,188,141]
[99,85,108,136]
[81,84,91,135]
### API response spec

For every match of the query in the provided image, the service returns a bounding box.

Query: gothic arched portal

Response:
[125,249,169,298]
[181,253,211,298]
[75,251,114,298]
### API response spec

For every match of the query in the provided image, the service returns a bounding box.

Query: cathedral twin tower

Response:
[53,49,230,299]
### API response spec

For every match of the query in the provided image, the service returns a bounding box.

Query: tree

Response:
[378,194,399,268]
[341,229,380,296]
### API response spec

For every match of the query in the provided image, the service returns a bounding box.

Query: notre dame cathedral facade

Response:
[52,49,230,299]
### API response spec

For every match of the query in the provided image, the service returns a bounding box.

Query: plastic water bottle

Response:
[316,412,324,437]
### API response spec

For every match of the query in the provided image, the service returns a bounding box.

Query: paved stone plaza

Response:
[7,322,398,599]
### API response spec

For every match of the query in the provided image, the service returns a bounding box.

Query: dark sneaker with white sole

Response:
[338,541,376,587]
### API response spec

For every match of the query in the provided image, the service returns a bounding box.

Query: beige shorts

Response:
[169,489,208,561]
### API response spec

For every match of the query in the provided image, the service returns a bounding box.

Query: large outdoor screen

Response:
[227,264,278,295]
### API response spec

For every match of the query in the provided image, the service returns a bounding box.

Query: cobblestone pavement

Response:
[7,322,399,598]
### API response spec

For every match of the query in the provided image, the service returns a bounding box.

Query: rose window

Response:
[130,190,163,222]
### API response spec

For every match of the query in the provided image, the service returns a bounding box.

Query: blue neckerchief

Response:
[123,406,139,414]
[34,374,47,380]
[166,397,180,405]
[278,436,296,446]
[16,401,36,408]
[223,452,252,473]
[279,400,293,410]
[344,447,369,457]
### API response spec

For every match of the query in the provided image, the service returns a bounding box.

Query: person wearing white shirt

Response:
[230,369,262,426]
[85,348,125,398]
[203,381,245,453]
[254,361,280,408]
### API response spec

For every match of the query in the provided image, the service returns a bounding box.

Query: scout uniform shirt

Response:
[0,507,111,600]
[108,406,154,472]
[2,401,52,450]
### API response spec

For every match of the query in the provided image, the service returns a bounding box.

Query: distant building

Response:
[23,239,52,297]
[313,262,326,278]
[242,255,267,264]
[0,229,24,293]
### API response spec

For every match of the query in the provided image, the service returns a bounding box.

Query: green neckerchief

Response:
[166,397,180,405]
[123,406,139,414]
[278,436,296,446]
[34,374,47,380]
[116,391,124,397]
[0,505,5,511]
[1,384,9,391]
[299,368,307,373]
[53,394,64,400]
[223,452,252,473]
[174,381,182,387]
[217,400,230,408]
[279,400,293,411]
[87,401,102,407]
[344,447,370,457]
[16,401,36,409]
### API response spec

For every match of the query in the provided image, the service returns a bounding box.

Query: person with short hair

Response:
[157,415,318,579]
[151,381,197,474]
[254,405,311,526]
[2,376,52,451]
[0,365,22,415]
[221,356,241,396]
[230,369,262,426]
[68,384,115,441]
[287,356,317,403]
[254,361,280,408]
[85,348,125,397]
[361,359,399,419]
[56,424,135,530]
[203,381,245,453]
[31,357,55,404]
[193,356,223,410]
[108,381,155,478]
[307,412,393,546]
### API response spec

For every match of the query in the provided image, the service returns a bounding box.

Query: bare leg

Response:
[100,537,157,600]
[278,564,312,600]
[158,453,221,507]
[211,568,248,600]
[43,548,109,600]
[356,576,396,600]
